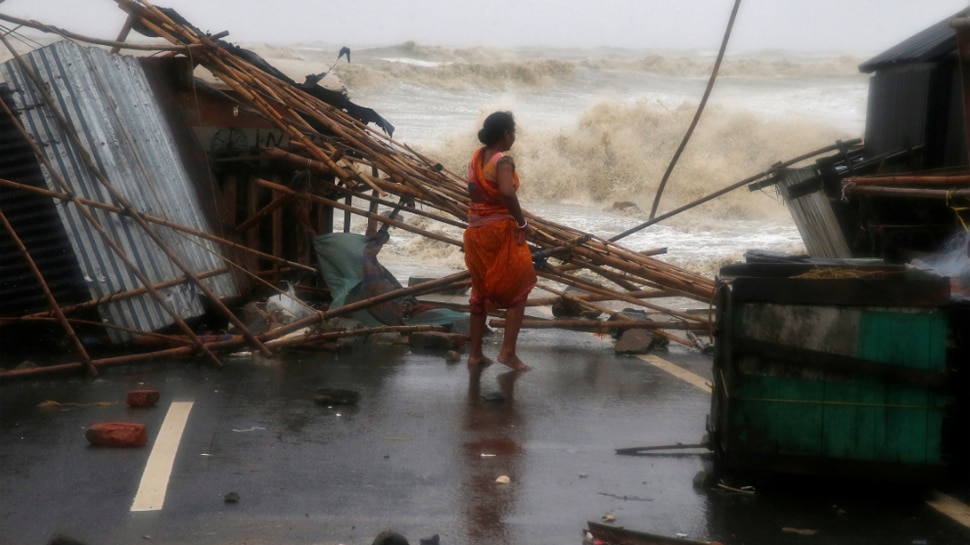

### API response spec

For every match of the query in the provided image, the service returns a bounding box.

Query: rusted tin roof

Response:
[0,40,238,343]
[859,8,970,73]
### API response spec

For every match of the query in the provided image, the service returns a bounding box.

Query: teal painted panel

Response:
[857,311,947,464]
[858,310,947,369]
[821,378,884,461]
[734,376,824,456]
[725,300,947,469]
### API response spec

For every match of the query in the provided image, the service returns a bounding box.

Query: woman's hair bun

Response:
[478,111,515,145]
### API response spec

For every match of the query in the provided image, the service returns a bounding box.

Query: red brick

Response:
[85,422,148,447]
[126,389,160,407]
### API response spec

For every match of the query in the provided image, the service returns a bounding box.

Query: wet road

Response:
[1,328,968,545]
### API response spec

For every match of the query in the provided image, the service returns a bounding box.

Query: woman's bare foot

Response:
[467,355,494,368]
[497,352,530,371]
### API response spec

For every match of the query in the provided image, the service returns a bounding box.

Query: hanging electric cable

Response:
[629,0,743,241]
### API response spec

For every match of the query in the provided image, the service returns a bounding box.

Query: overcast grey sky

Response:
[2,0,969,53]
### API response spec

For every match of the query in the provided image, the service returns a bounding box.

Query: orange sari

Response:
[463,148,536,313]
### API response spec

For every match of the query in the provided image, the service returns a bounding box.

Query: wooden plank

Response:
[821,377,883,461]
[733,337,947,389]
[730,277,950,307]
[859,311,947,464]
[734,375,826,456]
[586,521,716,545]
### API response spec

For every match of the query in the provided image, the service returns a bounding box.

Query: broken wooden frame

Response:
[0,1,843,379]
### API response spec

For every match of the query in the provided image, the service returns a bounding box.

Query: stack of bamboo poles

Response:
[0,0,724,379]
[842,172,970,200]
[115,3,719,311]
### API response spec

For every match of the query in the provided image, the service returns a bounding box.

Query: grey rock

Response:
[614,329,655,355]
[372,530,410,545]
[48,535,88,545]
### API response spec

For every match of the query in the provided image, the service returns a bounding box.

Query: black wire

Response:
[644,0,744,225]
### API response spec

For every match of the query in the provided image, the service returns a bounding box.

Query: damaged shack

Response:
[0,1,719,378]
[708,9,970,484]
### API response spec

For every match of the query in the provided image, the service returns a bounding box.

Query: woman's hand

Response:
[515,221,530,246]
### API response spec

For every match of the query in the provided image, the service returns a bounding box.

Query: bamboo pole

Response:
[88,53,275,357]
[525,288,674,307]
[841,185,970,199]
[536,270,709,325]
[255,178,465,247]
[20,267,229,319]
[0,178,316,273]
[265,323,447,349]
[560,242,715,301]
[614,139,863,242]
[843,174,970,186]
[0,209,98,376]
[262,147,468,229]
[235,192,293,233]
[102,0,719,353]
[110,15,135,54]
[2,0,727,368]
[490,318,711,333]
[0,12,202,53]
[0,81,223,367]
[120,0,380,195]
[257,271,473,343]
[122,1,714,299]
[7,315,200,348]
[2,49,270,361]
[529,282,703,347]
[0,323,446,382]
[262,147,333,174]
[550,247,668,276]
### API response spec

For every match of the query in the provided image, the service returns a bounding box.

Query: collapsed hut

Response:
[0,1,730,379]
[704,9,970,483]
[751,9,970,264]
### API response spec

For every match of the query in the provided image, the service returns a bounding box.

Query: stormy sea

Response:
[263,41,870,281]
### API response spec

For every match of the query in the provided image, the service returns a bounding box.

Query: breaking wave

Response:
[244,41,866,274]
[281,41,865,91]
[426,98,854,221]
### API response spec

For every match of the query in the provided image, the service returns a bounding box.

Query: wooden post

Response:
[247,174,261,257]
[235,193,292,233]
[272,177,284,270]
[344,194,353,233]
[110,15,134,54]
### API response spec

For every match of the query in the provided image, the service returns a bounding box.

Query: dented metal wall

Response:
[0,41,238,343]
[860,8,968,169]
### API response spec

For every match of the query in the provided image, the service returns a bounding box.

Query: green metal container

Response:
[709,262,951,482]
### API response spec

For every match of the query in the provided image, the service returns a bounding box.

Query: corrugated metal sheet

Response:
[863,64,934,159]
[0,41,238,343]
[776,166,852,259]
[859,8,969,73]
[0,85,90,316]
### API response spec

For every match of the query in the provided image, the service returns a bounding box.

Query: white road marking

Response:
[130,401,194,512]
[637,353,712,392]
[927,491,970,529]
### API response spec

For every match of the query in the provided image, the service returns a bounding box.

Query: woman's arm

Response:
[496,157,526,227]
[496,157,530,244]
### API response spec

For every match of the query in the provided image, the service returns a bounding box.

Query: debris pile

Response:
[0,1,719,380]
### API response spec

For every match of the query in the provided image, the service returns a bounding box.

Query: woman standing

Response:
[464,111,536,370]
